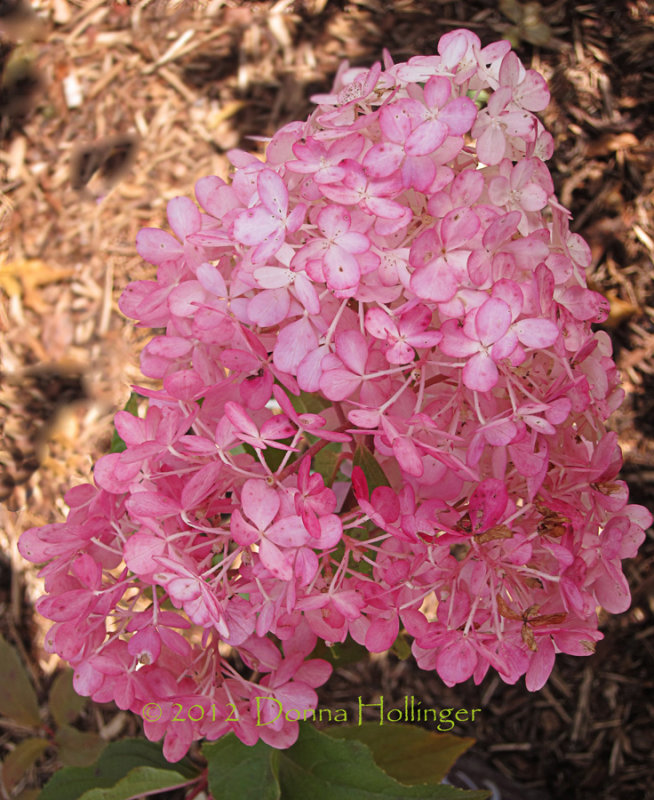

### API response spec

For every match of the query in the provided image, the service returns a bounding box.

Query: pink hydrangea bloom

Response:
[20,29,651,761]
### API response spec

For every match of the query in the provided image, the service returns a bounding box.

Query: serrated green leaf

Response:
[55,725,107,767]
[1,737,49,792]
[278,725,489,799]
[203,737,281,800]
[76,767,191,800]
[353,443,390,492]
[0,634,41,728]
[110,392,140,453]
[326,723,478,786]
[38,739,198,800]
[49,669,86,727]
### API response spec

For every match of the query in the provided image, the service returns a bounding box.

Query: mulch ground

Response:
[1,1,653,799]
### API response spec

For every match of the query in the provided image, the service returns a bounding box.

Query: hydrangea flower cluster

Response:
[20,29,651,762]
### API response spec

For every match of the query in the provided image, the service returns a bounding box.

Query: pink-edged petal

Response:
[424,75,452,108]
[475,297,512,346]
[335,329,368,374]
[167,196,202,240]
[273,318,318,374]
[136,228,183,265]
[365,308,398,340]
[514,70,550,112]
[441,207,480,249]
[462,351,499,392]
[323,248,360,290]
[296,346,328,392]
[379,104,413,142]
[439,96,477,134]
[253,267,293,289]
[197,262,227,296]
[233,207,279,246]
[476,124,506,166]
[365,197,409,221]
[410,260,459,303]
[362,142,405,179]
[257,169,288,217]
[405,329,443,349]
[317,205,351,239]
[293,272,320,314]
[337,231,370,254]
[518,183,548,212]
[514,318,559,348]
[248,288,290,326]
[439,320,480,358]
[405,119,448,156]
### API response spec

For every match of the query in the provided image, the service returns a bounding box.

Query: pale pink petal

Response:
[463,351,499,392]
[273,318,318,374]
[475,298,512,346]
[514,318,559,348]
[167,197,202,240]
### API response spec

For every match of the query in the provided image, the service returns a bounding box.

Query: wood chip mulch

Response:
[1,2,653,799]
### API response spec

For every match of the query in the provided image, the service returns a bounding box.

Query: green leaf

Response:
[1,737,49,792]
[326,723,478,786]
[76,767,191,800]
[54,725,107,767]
[203,737,281,800]
[49,669,86,727]
[288,390,331,415]
[310,635,370,667]
[389,631,412,661]
[353,443,390,492]
[242,441,293,473]
[205,727,489,800]
[0,633,41,728]
[39,739,198,800]
[279,725,488,799]
[312,444,342,487]
[110,392,140,453]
